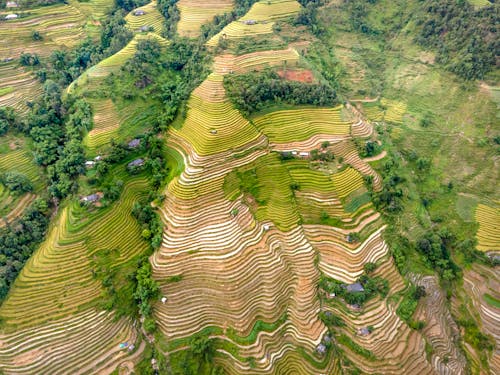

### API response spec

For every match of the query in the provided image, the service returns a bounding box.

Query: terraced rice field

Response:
[381,98,407,124]
[177,0,233,37]
[475,203,500,252]
[214,47,300,74]
[172,78,262,155]
[125,0,165,35]
[0,143,44,192]
[0,63,41,113]
[462,265,500,374]
[207,0,301,46]
[0,174,149,372]
[413,275,468,374]
[150,3,433,371]
[71,0,114,20]
[252,106,350,144]
[0,3,88,59]
[83,99,120,152]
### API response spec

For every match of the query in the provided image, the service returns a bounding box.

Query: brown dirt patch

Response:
[12,349,44,366]
[277,69,314,83]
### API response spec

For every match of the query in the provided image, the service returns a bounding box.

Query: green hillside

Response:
[0,0,498,374]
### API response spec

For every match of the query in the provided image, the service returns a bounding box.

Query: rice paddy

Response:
[475,203,500,252]
[177,0,233,37]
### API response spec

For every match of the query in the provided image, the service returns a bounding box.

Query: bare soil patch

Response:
[277,69,314,83]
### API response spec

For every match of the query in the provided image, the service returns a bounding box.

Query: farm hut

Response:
[128,344,135,351]
[128,158,145,168]
[346,282,365,293]
[81,193,102,203]
[323,334,332,344]
[299,151,310,158]
[94,155,103,161]
[119,342,129,349]
[161,296,167,304]
[133,9,146,16]
[263,224,270,231]
[128,138,141,148]
[5,14,18,20]
[6,1,18,7]
[242,19,257,25]
[357,327,370,336]
[327,292,336,299]
[139,25,151,32]
[2,57,14,62]
[85,160,96,168]
[316,343,327,355]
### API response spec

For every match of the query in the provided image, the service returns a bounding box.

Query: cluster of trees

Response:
[416,229,461,281]
[114,37,210,129]
[0,198,50,301]
[295,0,326,35]
[343,0,379,35]
[224,70,338,115]
[157,0,179,37]
[414,0,499,80]
[0,107,16,136]
[18,85,91,199]
[132,201,163,249]
[0,171,33,194]
[320,273,389,306]
[133,258,160,333]
[373,158,405,213]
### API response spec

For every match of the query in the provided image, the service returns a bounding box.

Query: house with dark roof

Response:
[357,327,370,336]
[81,192,103,203]
[133,9,145,16]
[346,282,365,293]
[128,158,145,168]
[128,138,141,148]
[316,343,327,355]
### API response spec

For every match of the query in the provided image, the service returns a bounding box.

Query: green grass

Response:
[224,153,300,231]
[483,293,500,309]
[0,87,13,97]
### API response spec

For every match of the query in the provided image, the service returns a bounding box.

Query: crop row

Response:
[172,82,262,156]
[0,309,139,375]
[475,203,500,252]
[206,0,301,47]
[83,98,120,152]
[252,106,350,144]
[176,0,233,37]
[0,176,149,328]
[214,47,300,75]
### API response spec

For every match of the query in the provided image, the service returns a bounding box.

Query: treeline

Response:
[414,0,499,80]
[224,70,338,115]
[11,85,91,199]
[0,198,50,301]
[157,0,179,37]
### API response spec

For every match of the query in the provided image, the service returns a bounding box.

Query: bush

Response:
[0,171,33,194]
